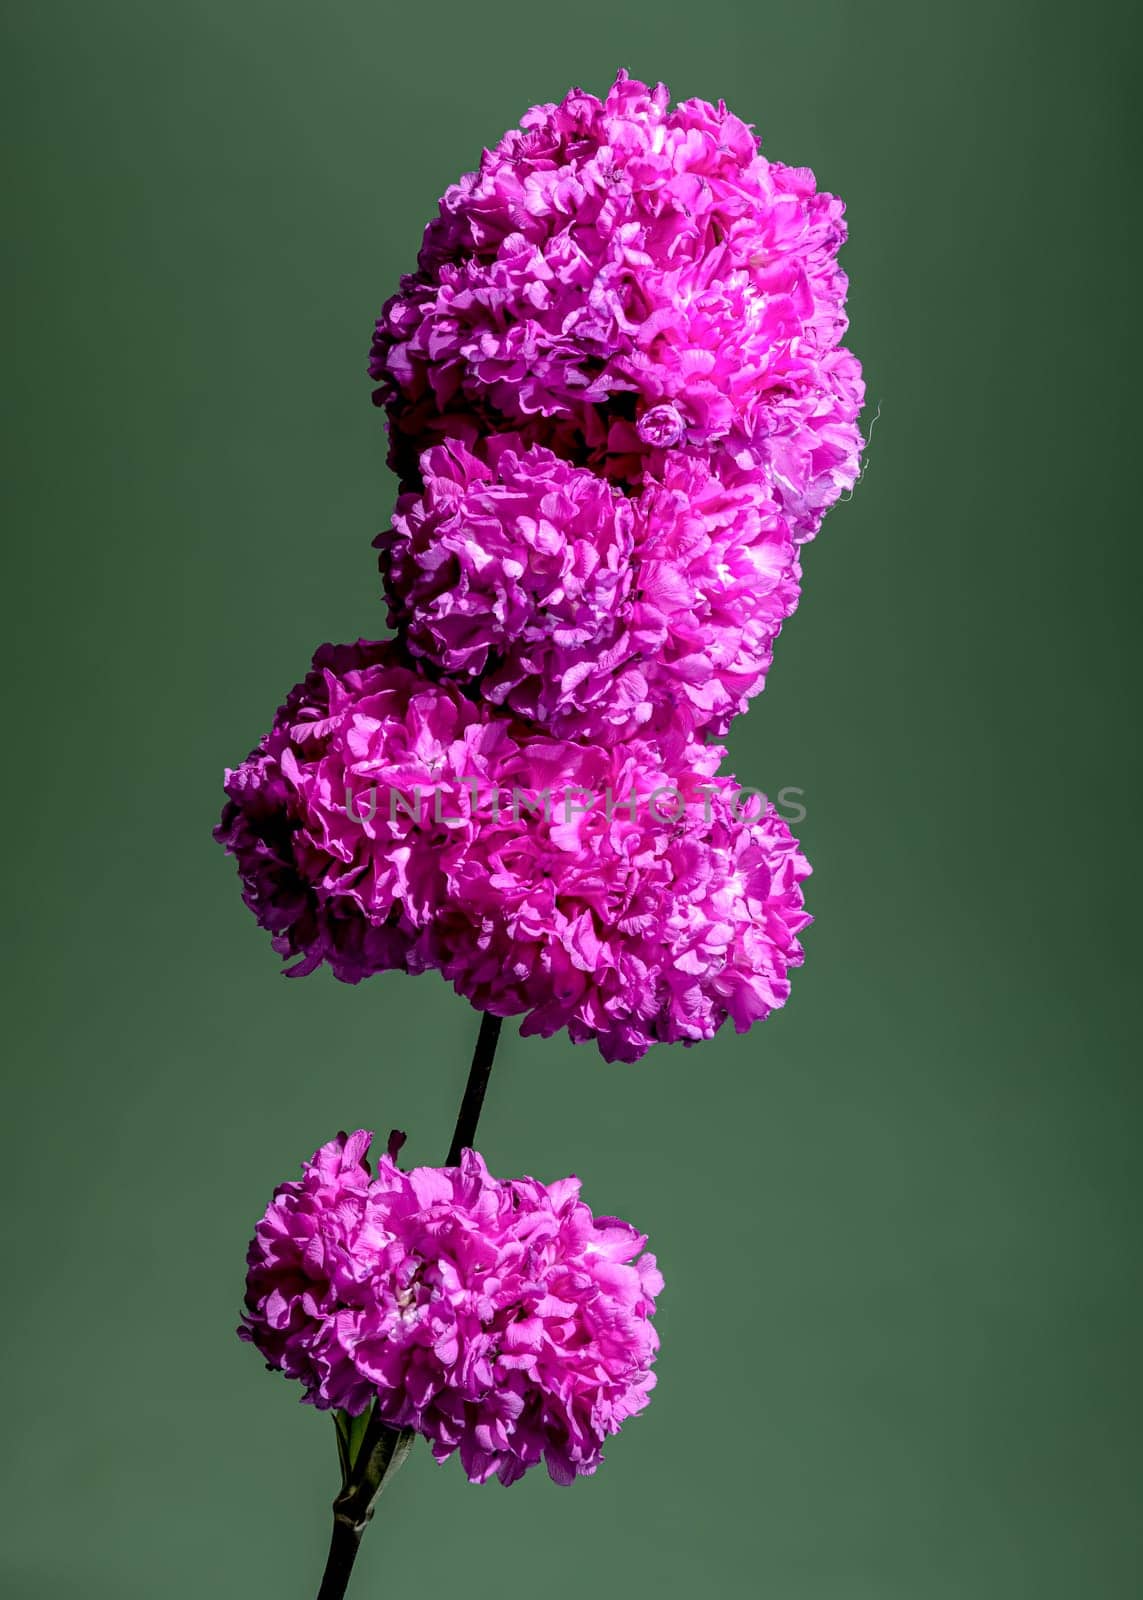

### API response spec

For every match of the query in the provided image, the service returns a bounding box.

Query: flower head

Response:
[215,639,811,1061]
[371,70,864,540]
[379,438,800,744]
[242,1132,663,1485]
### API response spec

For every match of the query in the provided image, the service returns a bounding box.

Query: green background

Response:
[3,1,1140,1594]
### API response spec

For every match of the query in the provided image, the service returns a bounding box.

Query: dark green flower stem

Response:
[316,1415,414,1600]
[313,1010,505,1600]
[446,1011,503,1166]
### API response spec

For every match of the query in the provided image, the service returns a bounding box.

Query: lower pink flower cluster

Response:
[242,1131,663,1485]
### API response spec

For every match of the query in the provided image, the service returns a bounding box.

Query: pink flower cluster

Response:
[216,641,810,1063]
[216,71,859,1056]
[380,436,801,745]
[372,73,862,518]
[241,1131,662,1485]
[370,70,863,739]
